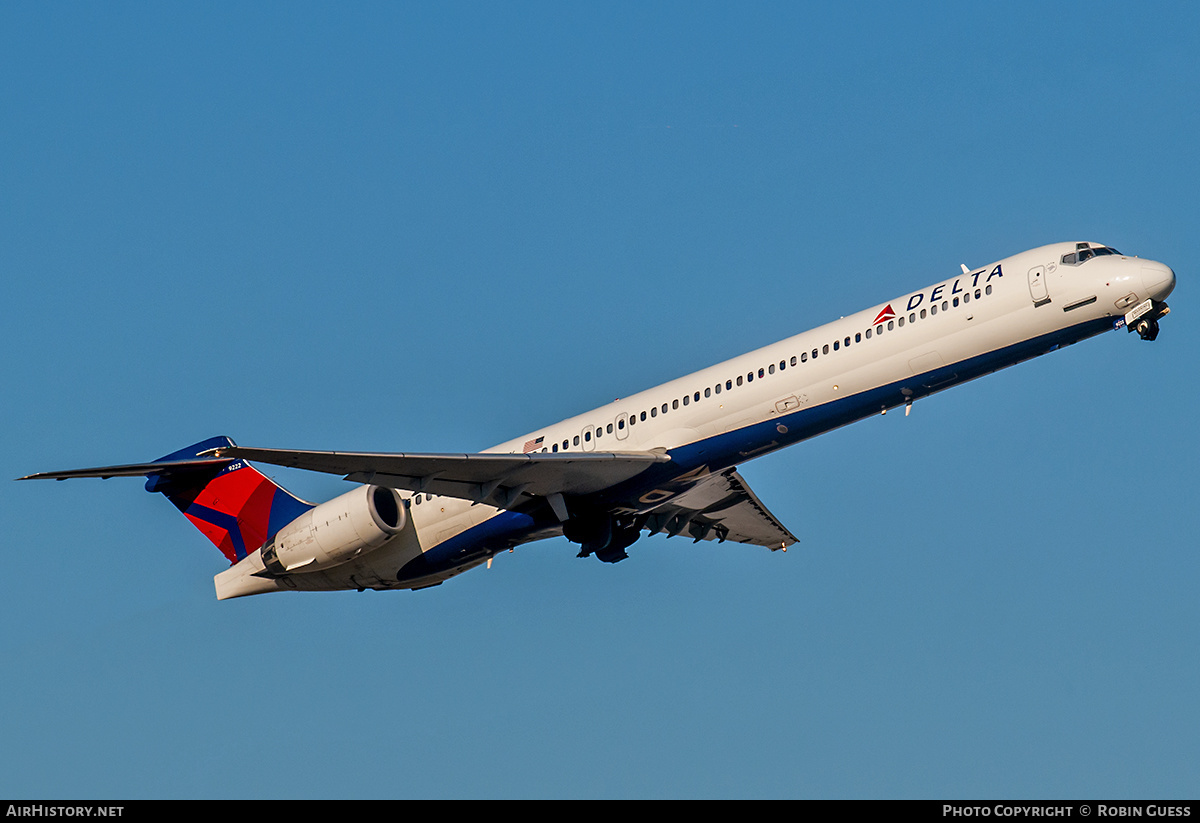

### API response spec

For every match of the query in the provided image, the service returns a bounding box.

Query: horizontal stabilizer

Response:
[18,435,238,482]
[18,457,230,481]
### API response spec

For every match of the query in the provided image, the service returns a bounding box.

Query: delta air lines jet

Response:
[21,242,1176,599]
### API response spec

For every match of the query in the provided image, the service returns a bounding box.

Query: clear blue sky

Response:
[3,1,1197,799]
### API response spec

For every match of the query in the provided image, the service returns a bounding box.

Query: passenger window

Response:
[909,313,915,323]
[650,407,657,417]
[726,380,732,390]
[790,356,797,366]
[833,340,840,351]
[855,333,861,343]
[801,351,808,362]
[769,364,775,374]
[584,431,591,442]
[672,399,679,409]
[758,368,764,378]
[865,328,872,339]
[694,391,700,402]
[920,309,926,319]
[876,325,883,335]
[887,321,894,330]
[552,443,558,452]
[953,297,960,307]
[822,344,829,354]
[986,285,992,295]
[617,419,624,429]
[682,396,689,406]
[573,435,580,445]
[705,387,711,398]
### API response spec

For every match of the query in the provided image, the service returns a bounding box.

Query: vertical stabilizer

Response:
[145,437,313,564]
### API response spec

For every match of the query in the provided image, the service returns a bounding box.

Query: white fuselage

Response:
[224,241,1176,594]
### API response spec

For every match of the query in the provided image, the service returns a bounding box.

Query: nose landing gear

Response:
[1123,299,1170,341]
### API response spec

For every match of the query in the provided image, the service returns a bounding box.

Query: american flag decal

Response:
[523,436,544,453]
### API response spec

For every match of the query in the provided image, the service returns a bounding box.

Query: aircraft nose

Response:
[1141,260,1176,301]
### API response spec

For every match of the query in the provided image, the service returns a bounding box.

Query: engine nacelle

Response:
[261,485,406,575]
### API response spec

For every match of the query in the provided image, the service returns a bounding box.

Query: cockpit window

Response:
[1061,246,1122,265]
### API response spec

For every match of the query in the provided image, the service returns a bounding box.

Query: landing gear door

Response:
[1028,265,1050,307]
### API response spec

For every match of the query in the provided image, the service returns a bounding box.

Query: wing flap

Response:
[643,468,797,550]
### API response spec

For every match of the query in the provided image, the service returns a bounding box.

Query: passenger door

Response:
[1028,265,1050,307]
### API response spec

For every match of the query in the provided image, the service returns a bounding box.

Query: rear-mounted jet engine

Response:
[261,484,405,575]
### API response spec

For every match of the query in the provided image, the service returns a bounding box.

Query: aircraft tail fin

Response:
[20,436,314,564]
[144,436,314,564]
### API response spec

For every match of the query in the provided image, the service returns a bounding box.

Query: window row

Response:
[536,282,995,453]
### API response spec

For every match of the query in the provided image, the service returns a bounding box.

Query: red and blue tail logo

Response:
[873,304,896,325]
[146,437,313,564]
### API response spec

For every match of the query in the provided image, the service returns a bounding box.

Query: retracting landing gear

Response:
[1123,299,1170,342]
[564,512,641,563]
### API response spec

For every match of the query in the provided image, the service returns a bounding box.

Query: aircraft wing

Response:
[207,444,671,509]
[639,468,797,550]
[214,446,793,548]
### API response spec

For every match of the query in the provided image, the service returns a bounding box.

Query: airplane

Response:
[20,241,1176,600]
